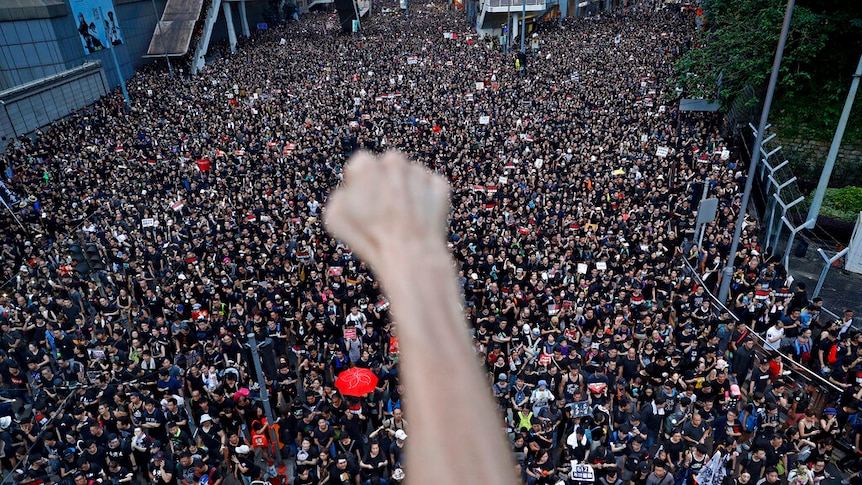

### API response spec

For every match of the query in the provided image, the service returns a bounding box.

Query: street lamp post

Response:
[717,0,795,304]
[520,0,526,53]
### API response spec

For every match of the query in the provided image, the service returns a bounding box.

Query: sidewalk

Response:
[786,246,862,320]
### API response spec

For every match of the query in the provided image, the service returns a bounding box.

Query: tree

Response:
[674,0,862,142]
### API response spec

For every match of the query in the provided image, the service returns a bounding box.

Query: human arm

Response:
[325,151,517,485]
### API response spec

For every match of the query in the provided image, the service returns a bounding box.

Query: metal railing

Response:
[737,124,856,322]
[676,256,843,394]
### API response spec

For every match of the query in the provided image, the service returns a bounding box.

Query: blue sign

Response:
[257,23,268,30]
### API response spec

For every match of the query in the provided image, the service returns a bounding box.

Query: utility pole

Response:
[717,0,795,304]
[520,0,526,53]
[247,333,284,466]
[804,55,862,228]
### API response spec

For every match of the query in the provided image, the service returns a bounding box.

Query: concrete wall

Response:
[0,62,108,145]
[781,137,862,188]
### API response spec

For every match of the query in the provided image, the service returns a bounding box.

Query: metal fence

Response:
[676,255,843,400]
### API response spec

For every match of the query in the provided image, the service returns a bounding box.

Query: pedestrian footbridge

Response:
[476,0,546,40]
[145,0,257,75]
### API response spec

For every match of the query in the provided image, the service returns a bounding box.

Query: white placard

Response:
[475,82,485,91]
[596,261,607,271]
[141,218,155,228]
[479,116,490,125]
[656,146,669,158]
[577,263,588,274]
[570,464,595,482]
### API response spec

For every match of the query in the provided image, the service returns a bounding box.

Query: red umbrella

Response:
[335,367,379,397]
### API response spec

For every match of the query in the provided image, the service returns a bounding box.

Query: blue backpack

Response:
[740,403,759,433]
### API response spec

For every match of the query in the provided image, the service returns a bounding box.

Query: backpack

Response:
[665,411,686,434]
[740,403,759,433]
[827,343,839,365]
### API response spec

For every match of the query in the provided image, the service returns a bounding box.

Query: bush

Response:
[804,186,862,222]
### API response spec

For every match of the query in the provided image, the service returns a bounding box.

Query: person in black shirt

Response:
[359,439,389,482]
[293,466,317,485]
[748,358,771,395]
[642,353,671,386]
[104,434,134,472]
[106,460,133,484]
[78,458,104,483]
[329,455,358,485]
[588,443,618,477]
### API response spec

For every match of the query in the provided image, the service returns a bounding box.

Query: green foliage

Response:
[804,187,862,222]
[673,0,862,144]
[829,186,862,213]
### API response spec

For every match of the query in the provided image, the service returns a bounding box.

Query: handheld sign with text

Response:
[570,464,596,482]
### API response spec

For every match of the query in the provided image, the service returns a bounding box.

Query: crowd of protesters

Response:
[0,1,860,485]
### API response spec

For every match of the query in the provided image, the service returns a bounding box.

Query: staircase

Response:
[191,0,223,75]
[146,0,205,58]
[305,0,334,10]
